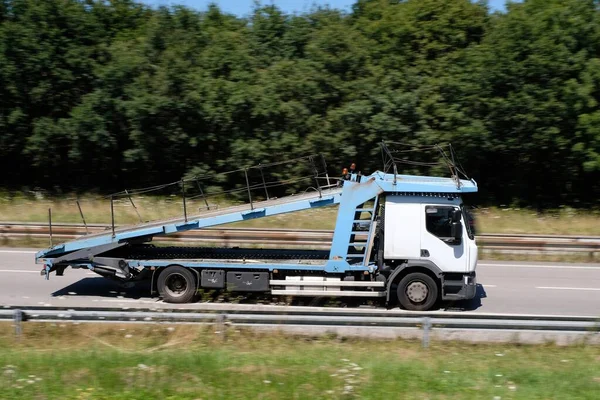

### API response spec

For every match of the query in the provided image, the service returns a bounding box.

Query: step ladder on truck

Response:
[35,142,479,311]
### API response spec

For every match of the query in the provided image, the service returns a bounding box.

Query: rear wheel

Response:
[157,265,197,303]
[396,272,438,311]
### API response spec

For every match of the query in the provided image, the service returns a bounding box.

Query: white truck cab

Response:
[381,195,477,310]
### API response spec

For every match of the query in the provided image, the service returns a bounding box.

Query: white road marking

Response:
[0,250,38,254]
[0,269,39,273]
[482,284,497,288]
[479,263,600,270]
[536,286,600,291]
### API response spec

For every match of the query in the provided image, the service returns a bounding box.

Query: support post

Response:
[309,156,322,198]
[320,155,331,187]
[48,208,53,247]
[182,180,188,222]
[196,181,210,210]
[381,141,398,185]
[244,168,254,210]
[76,199,89,234]
[110,196,115,237]
[449,144,461,188]
[422,317,431,348]
[125,189,143,223]
[259,165,270,200]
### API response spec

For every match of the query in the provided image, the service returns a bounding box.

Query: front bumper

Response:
[441,272,477,301]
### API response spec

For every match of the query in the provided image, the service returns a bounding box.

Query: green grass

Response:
[0,323,598,399]
[1,193,600,235]
[475,206,600,236]
[0,193,338,230]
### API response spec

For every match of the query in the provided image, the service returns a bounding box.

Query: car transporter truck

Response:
[35,142,478,311]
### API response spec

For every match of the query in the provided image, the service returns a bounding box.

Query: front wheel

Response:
[396,272,439,311]
[157,265,197,303]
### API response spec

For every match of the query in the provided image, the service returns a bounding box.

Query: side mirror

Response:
[451,221,463,241]
[451,209,462,223]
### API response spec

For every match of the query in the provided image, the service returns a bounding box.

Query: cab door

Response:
[420,204,467,272]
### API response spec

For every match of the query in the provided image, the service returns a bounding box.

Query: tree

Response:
[472,0,600,206]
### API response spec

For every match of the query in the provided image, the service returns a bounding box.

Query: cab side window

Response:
[425,206,455,239]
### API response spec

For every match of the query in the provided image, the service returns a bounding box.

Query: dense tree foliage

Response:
[1,0,599,208]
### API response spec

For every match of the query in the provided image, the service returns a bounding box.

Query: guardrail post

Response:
[422,317,431,348]
[14,309,23,338]
[216,314,227,341]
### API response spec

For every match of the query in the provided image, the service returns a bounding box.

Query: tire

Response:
[396,272,439,311]
[157,265,197,304]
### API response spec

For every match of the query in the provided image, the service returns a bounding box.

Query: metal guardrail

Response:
[1,222,600,255]
[2,307,598,346]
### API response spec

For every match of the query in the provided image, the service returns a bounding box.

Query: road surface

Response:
[1,248,599,316]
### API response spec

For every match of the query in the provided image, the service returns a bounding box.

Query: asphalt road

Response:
[1,248,599,316]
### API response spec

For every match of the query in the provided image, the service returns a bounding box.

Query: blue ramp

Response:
[36,186,343,261]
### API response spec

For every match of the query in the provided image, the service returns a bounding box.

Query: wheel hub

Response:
[166,273,187,296]
[406,281,428,303]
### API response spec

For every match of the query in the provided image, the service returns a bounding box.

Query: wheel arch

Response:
[385,260,443,303]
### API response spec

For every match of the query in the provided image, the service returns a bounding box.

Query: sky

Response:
[144,0,514,16]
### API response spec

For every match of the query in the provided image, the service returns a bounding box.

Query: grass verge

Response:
[0,323,598,399]
[480,251,600,264]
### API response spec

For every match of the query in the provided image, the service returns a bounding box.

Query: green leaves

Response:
[0,0,599,207]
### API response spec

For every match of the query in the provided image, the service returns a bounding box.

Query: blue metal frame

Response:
[37,171,477,276]
[324,173,476,272]
[36,191,342,262]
